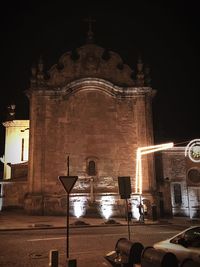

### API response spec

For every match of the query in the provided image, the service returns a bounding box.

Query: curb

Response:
[0,220,169,232]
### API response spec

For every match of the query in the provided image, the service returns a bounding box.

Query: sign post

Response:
[118,176,132,240]
[58,175,78,266]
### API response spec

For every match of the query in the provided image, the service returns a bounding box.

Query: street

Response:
[0,224,186,267]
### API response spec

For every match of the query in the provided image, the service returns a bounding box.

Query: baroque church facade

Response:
[25,35,157,217]
[1,31,199,219]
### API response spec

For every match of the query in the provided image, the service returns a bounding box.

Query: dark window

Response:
[197,189,200,202]
[88,160,96,176]
[170,228,200,247]
[188,168,200,184]
[174,183,182,204]
[184,227,200,247]
[21,138,24,161]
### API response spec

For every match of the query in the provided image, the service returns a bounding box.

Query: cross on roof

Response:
[84,16,96,43]
[85,16,96,33]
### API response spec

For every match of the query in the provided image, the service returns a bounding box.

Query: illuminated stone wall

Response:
[161,147,200,218]
[25,80,155,215]
[1,180,28,209]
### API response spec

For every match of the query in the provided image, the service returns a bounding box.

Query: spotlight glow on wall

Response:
[131,199,140,220]
[135,142,174,194]
[100,195,115,220]
[73,197,86,218]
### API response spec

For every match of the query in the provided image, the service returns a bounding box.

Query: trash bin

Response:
[105,237,144,267]
[180,259,200,267]
[152,204,157,221]
[141,247,178,267]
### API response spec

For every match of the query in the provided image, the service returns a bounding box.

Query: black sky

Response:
[0,1,199,155]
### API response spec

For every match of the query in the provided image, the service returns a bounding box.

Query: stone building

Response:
[159,146,200,219]
[1,32,169,218]
[26,40,157,216]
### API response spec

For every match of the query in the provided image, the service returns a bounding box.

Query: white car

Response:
[153,226,200,264]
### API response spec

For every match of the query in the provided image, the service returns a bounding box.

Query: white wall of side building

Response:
[2,120,29,179]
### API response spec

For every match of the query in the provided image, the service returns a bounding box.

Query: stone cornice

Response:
[3,120,30,128]
[28,78,155,99]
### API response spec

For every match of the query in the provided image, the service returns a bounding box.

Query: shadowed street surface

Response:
[0,223,186,267]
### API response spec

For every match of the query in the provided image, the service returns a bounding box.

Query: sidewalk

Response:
[0,210,199,231]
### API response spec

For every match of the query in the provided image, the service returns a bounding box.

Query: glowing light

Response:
[100,196,115,220]
[131,199,140,220]
[101,205,112,220]
[73,197,86,218]
[135,142,174,194]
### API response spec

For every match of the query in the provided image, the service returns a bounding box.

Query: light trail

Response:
[135,142,174,194]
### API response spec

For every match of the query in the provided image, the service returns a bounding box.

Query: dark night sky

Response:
[0,1,199,156]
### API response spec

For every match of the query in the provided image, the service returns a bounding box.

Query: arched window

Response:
[173,183,182,204]
[188,168,200,184]
[88,160,96,176]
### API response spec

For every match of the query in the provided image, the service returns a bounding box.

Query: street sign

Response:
[118,176,132,240]
[58,175,78,262]
[118,176,131,199]
[58,176,78,193]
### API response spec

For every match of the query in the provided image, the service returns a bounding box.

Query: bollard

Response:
[180,259,200,267]
[49,249,59,267]
[105,237,144,267]
[151,204,157,221]
[115,238,144,265]
[141,246,178,267]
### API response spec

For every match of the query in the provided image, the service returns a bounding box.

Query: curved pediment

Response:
[46,44,135,87]
[28,77,154,100]
[60,78,153,99]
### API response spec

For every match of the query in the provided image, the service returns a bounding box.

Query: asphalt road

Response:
[0,224,186,267]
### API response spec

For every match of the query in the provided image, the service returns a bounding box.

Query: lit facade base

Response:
[22,192,164,219]
[24,194,44,215]
[23,193,121,217]
[2,180,198,219]
[0,178,171,219]
[0,179,28,210]
[0,177,172,219]
[24,194,72,215]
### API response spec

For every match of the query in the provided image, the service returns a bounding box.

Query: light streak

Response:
[135,142,174,194]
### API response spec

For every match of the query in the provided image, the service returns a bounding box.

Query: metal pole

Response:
[187,185,192,219]
[125,198,131,240]
[139,194,144,222]
[90,177,94,203]
[66,193,70,259]
[67,156,69,176]
[66,155,70,260]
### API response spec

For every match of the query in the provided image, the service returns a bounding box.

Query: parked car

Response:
[153,226,200,264]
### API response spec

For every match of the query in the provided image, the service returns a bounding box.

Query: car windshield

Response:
[171,227,200,248]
